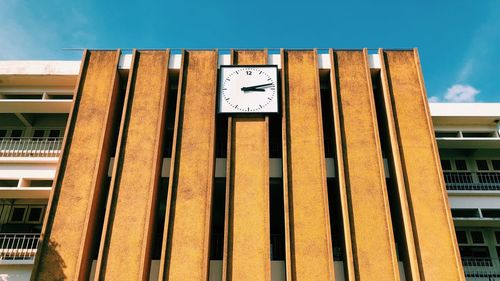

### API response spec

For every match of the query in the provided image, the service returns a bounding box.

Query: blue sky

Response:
[1,0,499,102]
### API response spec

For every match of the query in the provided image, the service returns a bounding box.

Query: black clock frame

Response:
[216,65,281,116]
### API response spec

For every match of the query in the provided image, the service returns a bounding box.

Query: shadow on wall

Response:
[34,239,66,281]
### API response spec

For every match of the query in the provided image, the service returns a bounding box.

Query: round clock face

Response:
[220,66,278,113]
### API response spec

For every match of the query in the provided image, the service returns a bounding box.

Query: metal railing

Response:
[462,258,500,280]
[444,172,500,191]
[0,137,63,157]
[0,233,40,261]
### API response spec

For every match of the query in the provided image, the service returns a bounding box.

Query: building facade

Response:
[0,49,498,281]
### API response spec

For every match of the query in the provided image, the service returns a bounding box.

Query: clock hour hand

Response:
[241,88,266,92]
[241,83,273,91]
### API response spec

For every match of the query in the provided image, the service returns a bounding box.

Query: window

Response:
[492,160,500,171]
[476,160,489,171]
[7,205,45,224]
[26,206,44,223]
[470,231,485,244]
[435,131,459,138]
[32,130,45,140]
[462,131,496,138]
[49,129,61,138]
[9,206,27,223]
[481,209,500,218]
[456,229,491,261]
[456,230,468,244]
[455,160,468,171]
[10,129,23,140]
[441,160,452,171]
[451,209,480,218]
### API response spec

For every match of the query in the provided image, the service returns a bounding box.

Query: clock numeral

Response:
[246,70,252,75]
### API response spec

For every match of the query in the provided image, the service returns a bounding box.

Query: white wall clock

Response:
[218,65,279,114]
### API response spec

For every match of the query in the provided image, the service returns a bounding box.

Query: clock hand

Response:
[241,83,273,91]
[241,88,266,92]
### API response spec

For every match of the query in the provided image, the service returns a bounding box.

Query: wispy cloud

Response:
[431,2,500,102]
[0,1,95,59]
[455,4,499,84]
[430,84,480,103]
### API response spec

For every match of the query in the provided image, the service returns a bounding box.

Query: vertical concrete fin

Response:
[333,50,400,281]
[223,50,271,281]
[328,49,355,281]
[159,50,218,281]
[382,49,465,281]
[32,50,122,281]
[94,50,170,281]
[377,48,421,281]
[282,50,335,281]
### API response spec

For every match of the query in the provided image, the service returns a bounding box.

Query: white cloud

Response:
[444,84,480,102]
[0,1,94,59]
[428,96,440,103]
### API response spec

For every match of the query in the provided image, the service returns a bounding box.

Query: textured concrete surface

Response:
[328,49,355,281]
[159,50,217,281]
[33,50,121,281]
[383,50,465,281]
[378,48,421,281]
[225,50,271,281]
[95,50,169,281]
[333,50,400,281]
[282,50,335,281]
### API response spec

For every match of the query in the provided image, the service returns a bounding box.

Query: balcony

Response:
[0,233,40,263]
[463,258,500,280]
[0,137,63,158]
[444,172,500,191]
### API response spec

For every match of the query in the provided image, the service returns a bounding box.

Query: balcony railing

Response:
[444,172,500,191]
[0,137,63,158]
[462,258,500,280]
[0,233,40,261]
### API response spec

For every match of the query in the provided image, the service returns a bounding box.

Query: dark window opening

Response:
[455,160,468,171]
[270,179,285,260]
[492,160,500,171]
[451,209,480,218]
[327,178,346,261]
[462,132,496,138]
[0,180,18,187]
[32,130,45,139]
[151,177,169,259]
[319,69,334,158]
[164,70,180,158]
[10,207,27,222]
[459,246,490,259]
[435,131,459,138]
[11,130,23,140]
[481,209,500,218]
[476,160,489,171]
[269,114,282,158]
[441,160,452,171]
[456,230,468,244]
[209,179,226,260]
[49,129,61,138]
[215,115,228,158]
[470,231,485,244]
